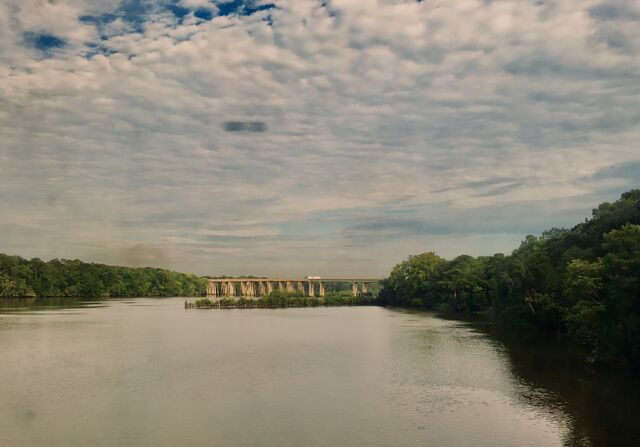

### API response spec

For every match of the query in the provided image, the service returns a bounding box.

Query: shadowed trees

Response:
[380,190,640,370]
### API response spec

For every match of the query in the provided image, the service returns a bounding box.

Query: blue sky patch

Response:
[216,1,276,17]
[79,0,149,34]
[23,32,66,53]
[169,4,191,19]
[84,42,118,59]
[194,8,214,20]
[80,1,279,39]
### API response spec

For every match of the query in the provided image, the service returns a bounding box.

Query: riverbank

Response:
[379,190,640,373]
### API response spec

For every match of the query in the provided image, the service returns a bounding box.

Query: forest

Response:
[379,190,640,370]
[0,255,206,298]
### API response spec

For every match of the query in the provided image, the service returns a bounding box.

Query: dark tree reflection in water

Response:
[458,314,640,446]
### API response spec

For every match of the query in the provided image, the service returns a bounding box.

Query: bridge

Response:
[206,277,383,299]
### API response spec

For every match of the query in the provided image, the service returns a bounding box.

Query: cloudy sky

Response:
[1,0,639,277]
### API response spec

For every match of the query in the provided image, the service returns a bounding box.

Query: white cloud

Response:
[0,0,639,275]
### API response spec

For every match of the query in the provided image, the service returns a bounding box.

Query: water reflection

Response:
[0,299,638,446]
[460,315,640,446]
[0,297,108,313]
[386,310,573,445]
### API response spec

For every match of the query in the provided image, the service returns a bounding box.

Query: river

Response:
[1,297,638,446]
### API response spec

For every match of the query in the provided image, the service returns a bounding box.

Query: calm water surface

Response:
[1,298,639,446]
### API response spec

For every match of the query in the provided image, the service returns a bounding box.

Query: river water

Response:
[1,297,638,446]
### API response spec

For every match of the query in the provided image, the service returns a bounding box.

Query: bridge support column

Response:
[208,278,379,300]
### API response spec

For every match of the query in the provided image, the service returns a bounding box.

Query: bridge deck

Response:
[208,278,382,282]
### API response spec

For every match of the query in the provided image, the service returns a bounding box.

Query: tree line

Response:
[0,256,206,298]
[379,190,640,370]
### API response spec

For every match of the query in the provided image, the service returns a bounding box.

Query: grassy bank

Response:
[185,291,378,309]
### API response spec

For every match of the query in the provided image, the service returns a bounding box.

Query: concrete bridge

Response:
[206,277,382,299]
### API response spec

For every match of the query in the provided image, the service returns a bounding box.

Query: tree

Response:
[601,224,640,368]
[380,252,445,307]
[563,259,605,345]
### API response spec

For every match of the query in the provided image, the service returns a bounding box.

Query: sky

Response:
[1,0,639,277]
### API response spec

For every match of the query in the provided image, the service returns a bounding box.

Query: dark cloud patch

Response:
[528,91,575,104]
[262,13,274,26]
[343,197,594,242]
[168,1,277,23]
[599,31,633,54]
[505,53,575,77]
[79,13,119,26]
[223,121,267,132]
[320,0,340,19]
[590,160,640,182]
[84,42,118,58]
[475,181,524,197]
[432,177,523,194]
[589,2,640,21]
[349,218,451,235]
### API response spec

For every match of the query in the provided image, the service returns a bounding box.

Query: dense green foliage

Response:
[380,191,640,369]
[0,255,206,298]
[186,290,378,308]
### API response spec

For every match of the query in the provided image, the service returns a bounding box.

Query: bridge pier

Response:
[206,277,380,300]
[308,281,315,297]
